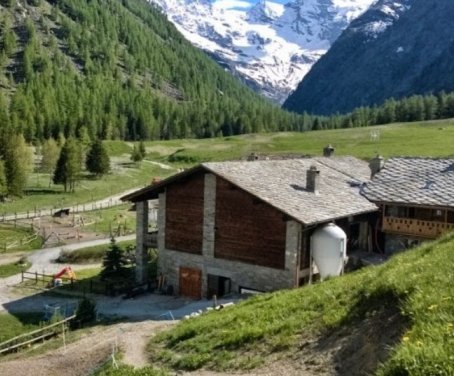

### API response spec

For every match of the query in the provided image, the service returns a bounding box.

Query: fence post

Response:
[21,271,24,283]
[35,271,38,284]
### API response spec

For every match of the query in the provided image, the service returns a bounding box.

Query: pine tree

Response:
[53,138,80,192]
[85,139,110,177]
[100,238,130,281]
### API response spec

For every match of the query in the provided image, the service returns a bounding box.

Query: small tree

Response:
[41,138,60,185]
[130,144,143,163]
[72,297,96,328]
[3,134,32,197]
[85,139,110,177]
[100,238,130,281]
[138,140,146,159]
[53,138,81,192]
[0,160,7,201]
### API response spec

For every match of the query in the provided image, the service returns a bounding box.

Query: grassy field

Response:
[0,161,171,215]
[0,224,43,252]
[1,119,453,216]
[84,205,137,237]
[149,232,454,375]
[0,312,44,343]
[143,118,454,164]
[57,240,135,264]
[0,261,31,278]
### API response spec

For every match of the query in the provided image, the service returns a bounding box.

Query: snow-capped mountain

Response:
[284,0,454,115]
[149,0,376,103]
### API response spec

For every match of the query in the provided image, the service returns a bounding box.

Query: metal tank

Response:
[310,223,347,281]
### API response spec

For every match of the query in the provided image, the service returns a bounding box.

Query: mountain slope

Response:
[283,0,454,115]
[0,0,301,141]
[149,0,375,103]
[149,232,454,374]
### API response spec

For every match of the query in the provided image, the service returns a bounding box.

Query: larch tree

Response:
[3,134,32,197]
[41,138,60,185]
[53,138,81,192]
[0,160,7,200]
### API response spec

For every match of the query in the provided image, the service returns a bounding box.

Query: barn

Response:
[122,156,378,299]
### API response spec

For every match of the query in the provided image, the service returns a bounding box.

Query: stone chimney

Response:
[323,144,335,157]
[247,152,258,161]
[306,165,320,194]
[369,155,385,178]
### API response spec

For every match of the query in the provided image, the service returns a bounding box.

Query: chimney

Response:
[369,155,385,178]
[323,144,335,157]
[306,165,320,194]
[247,152,258,161]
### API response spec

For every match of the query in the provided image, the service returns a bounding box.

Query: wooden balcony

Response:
[145,230,158,248]
[382,216,454,239]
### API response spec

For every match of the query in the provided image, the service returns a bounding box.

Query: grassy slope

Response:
[0,224,43,252]
[0,261,31,278]
[0,158,170,214]
[1,119,453,215]
[146,119,454,164]
[0,312,44,343]
[150,233,454,375]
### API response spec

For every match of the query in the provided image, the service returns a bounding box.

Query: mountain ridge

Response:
[149,0,375,103]
[284,0,454,115]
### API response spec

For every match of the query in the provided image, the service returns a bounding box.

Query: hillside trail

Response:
[0,320,176,376]
[0,319,317,376]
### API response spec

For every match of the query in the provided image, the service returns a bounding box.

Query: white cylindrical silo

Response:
[310,223,347,280]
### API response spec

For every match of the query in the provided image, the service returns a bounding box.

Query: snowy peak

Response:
[350,0,412,38]
[284,0,454,115]
[149,0,376,103]
[247,1,284,23]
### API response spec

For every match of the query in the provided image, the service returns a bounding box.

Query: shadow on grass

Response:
[307,288,410,376]
[23,188,63,196]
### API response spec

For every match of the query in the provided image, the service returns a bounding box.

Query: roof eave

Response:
[121,165,205,202]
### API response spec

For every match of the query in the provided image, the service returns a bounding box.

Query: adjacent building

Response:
[361,157,454,251]
[122,156,378,298]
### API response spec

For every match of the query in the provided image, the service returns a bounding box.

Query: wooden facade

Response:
[214,178,287,269]
[381,204,454,239]
[165,173,204,254]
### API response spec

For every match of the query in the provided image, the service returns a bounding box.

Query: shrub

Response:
[74,297,96,326]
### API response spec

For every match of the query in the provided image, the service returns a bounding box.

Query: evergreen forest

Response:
[0,0,305,142]
[1,0,454,144]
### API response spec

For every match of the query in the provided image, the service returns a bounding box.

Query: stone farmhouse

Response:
[122,156,379,299]
[362,157,454,252]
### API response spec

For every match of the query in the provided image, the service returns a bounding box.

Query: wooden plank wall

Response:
[214,178,286,269]
[165,173,204,254]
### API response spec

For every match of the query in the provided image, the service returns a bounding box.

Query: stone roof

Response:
[202,156,377,225]
[361,157,454,207]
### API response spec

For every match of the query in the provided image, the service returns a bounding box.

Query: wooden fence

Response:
[0,199,125,223]
[0,315,76,355]
[20,271,122,296]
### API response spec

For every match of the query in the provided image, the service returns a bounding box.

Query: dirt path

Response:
[0,320,175,376]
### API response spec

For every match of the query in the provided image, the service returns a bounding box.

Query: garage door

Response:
[179,267,202,299]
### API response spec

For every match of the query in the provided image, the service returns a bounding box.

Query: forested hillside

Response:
[0,0,304,141]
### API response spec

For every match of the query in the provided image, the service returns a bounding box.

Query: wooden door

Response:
[179,267,202,299]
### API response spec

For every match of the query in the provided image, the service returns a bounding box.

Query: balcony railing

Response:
[145,230,158,248]
[382,216,454,238]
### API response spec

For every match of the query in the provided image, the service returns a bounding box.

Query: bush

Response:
[74,297,96,326]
